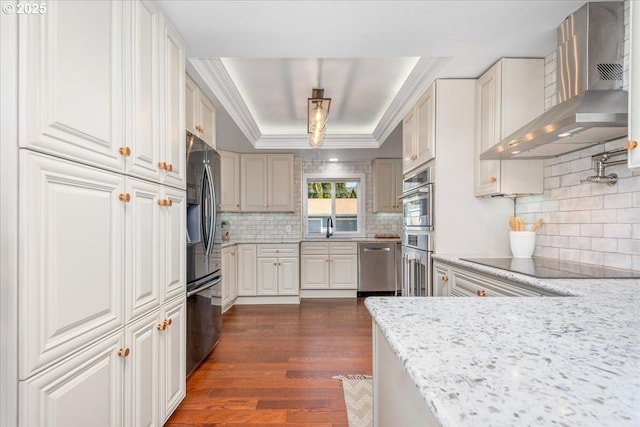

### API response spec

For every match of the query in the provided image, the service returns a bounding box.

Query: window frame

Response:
[302,172,366,239]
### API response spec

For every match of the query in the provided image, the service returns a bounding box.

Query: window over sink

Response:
[303,173,365,238]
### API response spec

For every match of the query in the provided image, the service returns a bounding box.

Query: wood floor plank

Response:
[166,298,372,426]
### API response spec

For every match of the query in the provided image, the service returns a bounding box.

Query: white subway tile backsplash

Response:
[591,238,617,253]
[603,193,632,209]
[618,208,640,224]
[618,239,640,256]
[634,256,640,271]
[558,248,580,263]
[559,198,581,211]
[603,252,632,270]
[579,250,604,266]
[544,177,560,190]
[570,237,592,250]
[541,246,560,259]
[616,176,640,193]
[633,192,640,207]
[579,224,603,237]
[603,224,633,239]
[569,184,591,198]
[579,196,604,210]
[550,162,571,177]
[634,224,640,240]
[569,157,592,173]
[558,224,580,236]
[590,209,617,224]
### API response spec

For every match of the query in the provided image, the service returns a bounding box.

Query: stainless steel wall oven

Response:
[401,166,434,296]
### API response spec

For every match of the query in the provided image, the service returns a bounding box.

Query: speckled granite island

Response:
[366,255,640,427]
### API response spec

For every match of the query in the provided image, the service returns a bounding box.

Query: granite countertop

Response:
[365,254,640,426]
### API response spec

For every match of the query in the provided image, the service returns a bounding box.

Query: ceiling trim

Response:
[371,57,451,144]
[189,58,262,143]
[255,133,379,150]
[189,56,450,150]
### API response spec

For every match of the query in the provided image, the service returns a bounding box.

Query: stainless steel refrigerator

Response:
[185,134,222,376]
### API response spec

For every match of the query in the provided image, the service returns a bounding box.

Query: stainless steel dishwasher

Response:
[358,242,397,295]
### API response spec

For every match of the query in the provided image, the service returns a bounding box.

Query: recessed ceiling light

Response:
[558,132,571,138]
[512,151,521,154]
[329,158,338,162]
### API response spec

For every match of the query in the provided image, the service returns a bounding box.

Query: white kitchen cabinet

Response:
[300,242,358,290]
[237,244,257,296]
[474,58,544,196]
[240,154,294,212]
[222,246,238,311]
[256,244,299,295]
[629,1,640,169]
[432,260,561,297]
[19,333,125,427]
[219,150,241,211]
[124,310,160,427]
[372,158,402,213]
[18,0,125,172]
[161,186,186,302]
[402,84,436,174]
[160,296,186,422]
[159,15,186,189]
[19,151,125,379]
[185,75,216,149]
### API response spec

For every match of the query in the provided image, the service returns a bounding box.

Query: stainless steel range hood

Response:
[481,2,627,160]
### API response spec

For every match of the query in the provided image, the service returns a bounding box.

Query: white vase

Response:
[509,231,536,258]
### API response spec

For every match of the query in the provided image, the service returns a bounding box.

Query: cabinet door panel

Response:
[161,18,186,189]
[185,76,198,136]
[300,255,330,289]
[125,311,160,427]
[162,187,186,301]
[402,108,417,173]
[267,155,294,211]
[19,333,124,427]
[475,68,501,196]
[237,245,257,296]
[219,151,240,211]
[198,94,216,148]
[432,264,451,297]
[372,159,396,213]
[257,258,278,295]
[630,1,640,169]
[416,85,435,163]
[330,255,358,289]
[127,0,161,182]
[161,298,186,421]
[126,178,161,322]
[19,152,124,379]
[19,0,125,172]
[278,257,299,295]
[240,155,267,211]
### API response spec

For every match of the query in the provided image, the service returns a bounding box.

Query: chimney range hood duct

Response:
[481,2,627,160]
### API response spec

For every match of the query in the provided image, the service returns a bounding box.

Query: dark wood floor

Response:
[166,298,373,426]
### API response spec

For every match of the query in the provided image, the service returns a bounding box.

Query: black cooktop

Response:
[461,257,640,279]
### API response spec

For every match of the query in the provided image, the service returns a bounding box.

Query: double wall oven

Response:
[400,166,434,297]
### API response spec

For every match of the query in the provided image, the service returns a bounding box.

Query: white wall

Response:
[220,158,402,241]
[516,2,640,271]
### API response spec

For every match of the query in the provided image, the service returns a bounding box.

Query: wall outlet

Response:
[286,225,291,233]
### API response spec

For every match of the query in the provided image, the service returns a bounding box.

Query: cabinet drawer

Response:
[301,242,330,255]
[257,244,298,257]
[451,267,550,297]
[330,242,357,255]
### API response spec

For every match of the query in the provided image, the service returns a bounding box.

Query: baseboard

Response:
[300,289,357,298]
[234,295,301,305]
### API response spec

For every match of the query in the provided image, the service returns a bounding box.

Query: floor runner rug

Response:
[333,375,373,427]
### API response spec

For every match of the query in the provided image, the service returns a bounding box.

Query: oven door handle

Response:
[399,183,432,199]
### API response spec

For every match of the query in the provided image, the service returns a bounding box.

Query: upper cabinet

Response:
[219,150,241,212]
[185,76,216,149]
[629,1,640,169]
[474,58,544,196]
[18,0,126,172]
[372,158,402,213]
[17,0,185,189]
[402,84,436,173]
[240,154,294,212]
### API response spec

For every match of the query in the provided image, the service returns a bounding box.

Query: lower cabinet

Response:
[300,242,358,290]
[256,244,299,296]
[221,246,238,311]
[20,296,186,427]
[433,261,561,297]
[237,244,257,296]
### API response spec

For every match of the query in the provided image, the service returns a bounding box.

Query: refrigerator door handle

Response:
[201,165,215,255]
[187,276,222,297]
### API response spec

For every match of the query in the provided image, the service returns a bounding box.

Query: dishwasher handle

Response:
[363,247,391,252]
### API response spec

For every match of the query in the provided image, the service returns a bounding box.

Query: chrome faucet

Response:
[326,217,333,238]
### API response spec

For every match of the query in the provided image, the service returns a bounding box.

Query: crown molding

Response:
[372,57,450,145]
[190,56,450,150]
[189,58,262,144]
[255,133,379,150]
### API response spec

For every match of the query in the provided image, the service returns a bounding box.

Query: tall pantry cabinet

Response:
[5,1,187,425]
